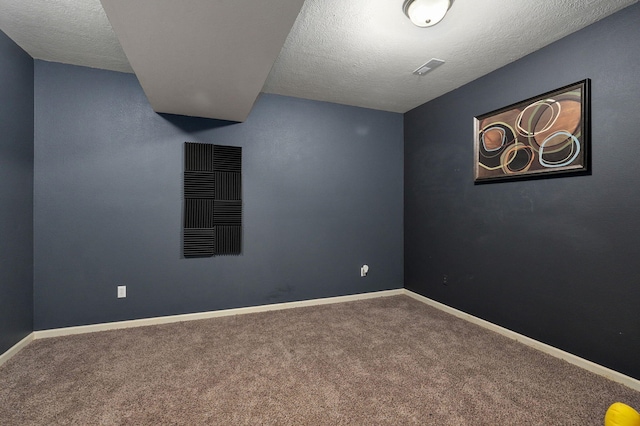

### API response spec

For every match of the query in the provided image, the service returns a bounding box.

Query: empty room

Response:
[1,0,639,424]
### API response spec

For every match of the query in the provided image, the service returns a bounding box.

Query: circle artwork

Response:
[474,81,588,182]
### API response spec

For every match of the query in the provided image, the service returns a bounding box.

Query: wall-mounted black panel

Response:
[183,229,215,257]
[216,226,241,255]
[185,142,214,171]
[213,145,242,172]
[184,171,215,198]
[213,200,242,225]
[184,199,215,228]
[184,142,242,257]
[215,172,241,200]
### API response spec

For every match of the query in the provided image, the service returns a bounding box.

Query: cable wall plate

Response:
[184,142,242,257]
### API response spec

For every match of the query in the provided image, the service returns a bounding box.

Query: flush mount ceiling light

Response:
[403,0,452,27]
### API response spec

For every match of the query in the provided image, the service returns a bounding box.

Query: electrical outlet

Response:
[117,285,126,298]
[361,265,369,277]
[443,275,448,285]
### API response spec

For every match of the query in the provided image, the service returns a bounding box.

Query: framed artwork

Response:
[474,79,590,183]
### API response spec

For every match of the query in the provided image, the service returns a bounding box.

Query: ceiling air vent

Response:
[413,58,445,75]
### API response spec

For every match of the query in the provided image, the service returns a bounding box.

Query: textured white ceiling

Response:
[0,0,637,119]
[262,0,638,113]
[0,0,132,73]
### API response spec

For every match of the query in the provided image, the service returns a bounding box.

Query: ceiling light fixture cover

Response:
[403,0,451,27]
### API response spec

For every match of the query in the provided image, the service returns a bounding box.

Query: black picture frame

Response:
[474,79,590,183]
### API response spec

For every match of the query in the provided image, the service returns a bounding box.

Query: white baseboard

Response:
[6,287,638,393]
[0,333,34,368]
[403,289,640,392]
[33,289,404,339]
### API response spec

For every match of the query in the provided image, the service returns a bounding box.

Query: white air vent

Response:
[413,58,445,75]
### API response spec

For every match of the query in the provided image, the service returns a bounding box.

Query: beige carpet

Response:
[1,295,638,425]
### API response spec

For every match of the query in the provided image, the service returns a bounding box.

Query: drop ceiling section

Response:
[99,0,306,122]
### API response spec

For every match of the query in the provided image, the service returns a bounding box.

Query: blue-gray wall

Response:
[33,61,403,330]
[405,4,640,379]
[0,30,34,353]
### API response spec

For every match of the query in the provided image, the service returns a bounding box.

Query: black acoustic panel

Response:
[215,172,241,200]
[184,199,215,228]
[214,200,242,225]
[184,171,215,198]
[183,142,242,257]
[213,145,242,173]
[215,226,241,255]
[185,142,214,171]
[184,228,215,257]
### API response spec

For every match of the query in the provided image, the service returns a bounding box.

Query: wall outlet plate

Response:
[360,265,369,277]
[117,285,126,298]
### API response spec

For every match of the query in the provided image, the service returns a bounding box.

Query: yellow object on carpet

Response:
[605,403,640,426]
